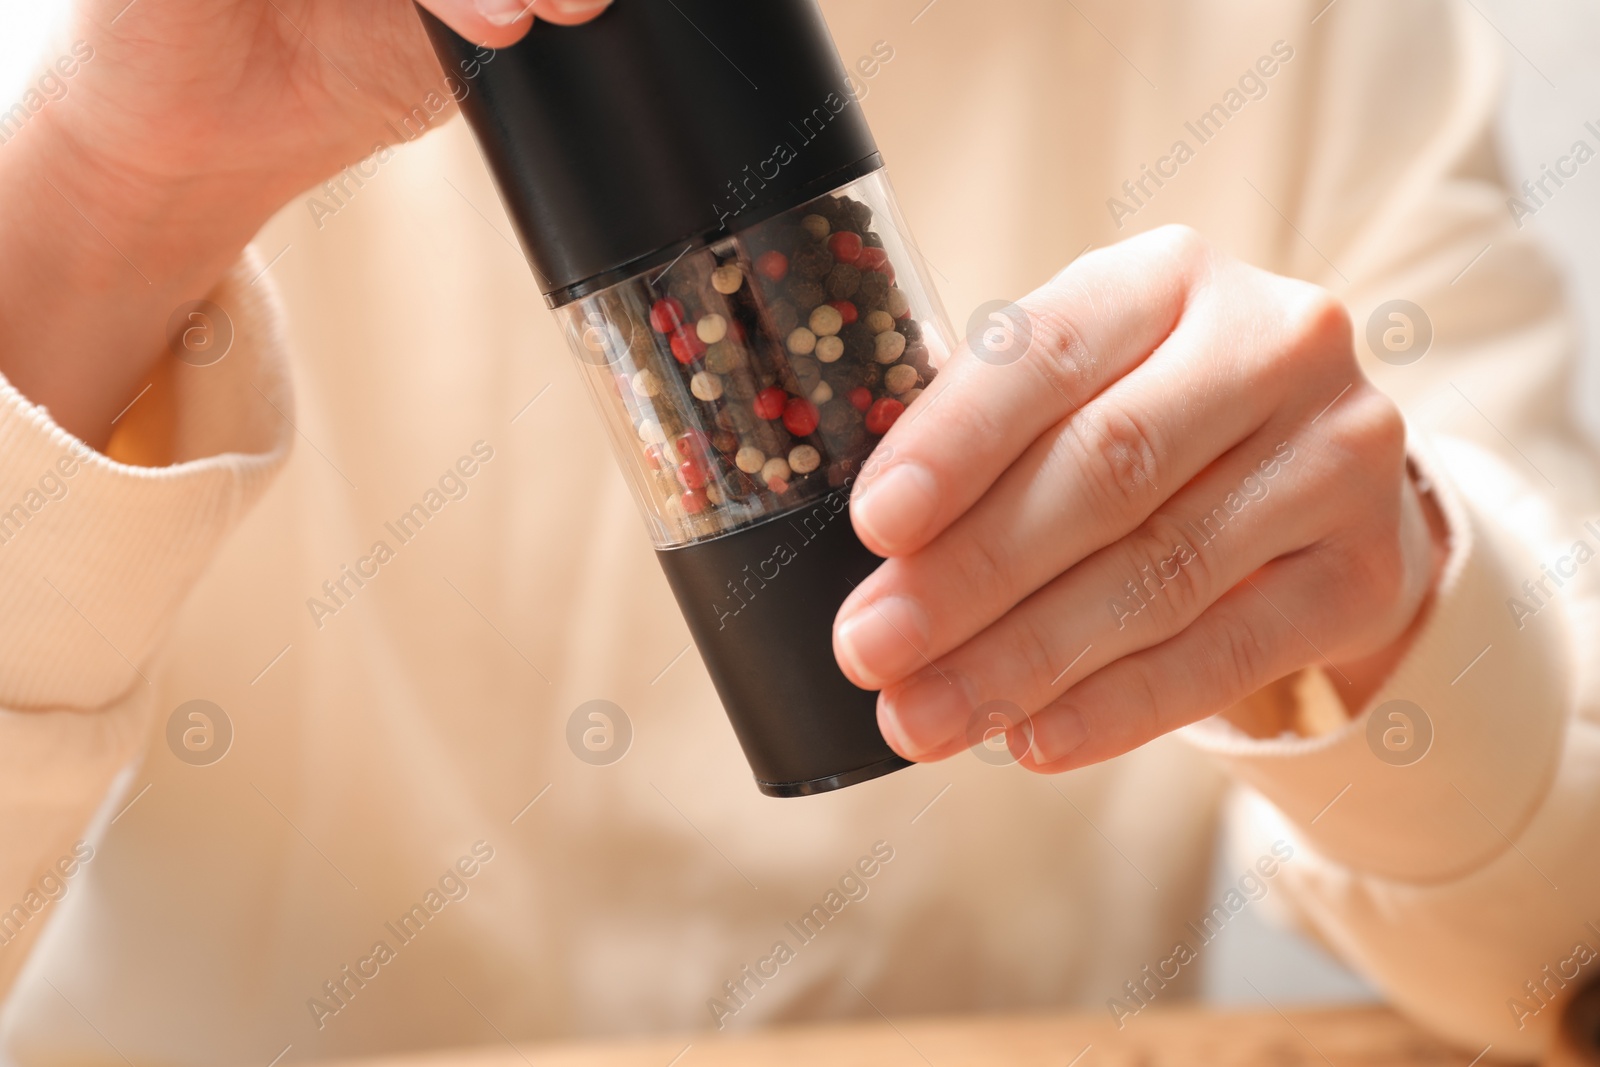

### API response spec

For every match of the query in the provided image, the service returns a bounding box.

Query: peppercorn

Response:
[691,371,725,401]
[815,335,844,364]
[787,327,818,356]
[865,397,905,435]
[753,387,788,421]
[649,297,686,334]
[711,264,744,294]
[857,247,890,273]
[884,363,919,394]
[789,444,822,475]
[887,288,911,319]
[671,328,706,364]
[631,369,663,398]
[792,245,834,281]
[756,250,789,281]
[696,314,728,344]
[808,304,844,337]
[800,214,831,240]
[825,264,861,300]
[788,281,827,310]
[735,445,766,474]
[828,232,864,265]
[858,271,890,306]
[782,397,820,437]
[840,322,875,362]
[874,331,907,364]
[865,310,895,334]
[848,387,872,412]
[761,457,792,491]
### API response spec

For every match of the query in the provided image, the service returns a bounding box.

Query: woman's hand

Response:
[0,0,609,447]
[834,225,1449,771]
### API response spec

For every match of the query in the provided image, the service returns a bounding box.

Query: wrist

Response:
[0,107,278,447]
[1327,458,1452,713]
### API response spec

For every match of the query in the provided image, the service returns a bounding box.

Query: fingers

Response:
[417,0,611,48]
[848,225,1207,559]
[1017,554,1337,772]
[834,291,1285,691]
[873,428,1325,761]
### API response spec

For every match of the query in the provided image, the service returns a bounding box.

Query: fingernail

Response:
[836,596,932,689]
[881,671,977,759]
[549,0,613,13]
[1030,710,1089,766]
[474,0,532,25]
[854,463,939,553]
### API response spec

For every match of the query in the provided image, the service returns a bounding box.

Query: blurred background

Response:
[1,0,1595,1013]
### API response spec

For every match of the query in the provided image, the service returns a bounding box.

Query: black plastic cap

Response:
[419,0,882,305]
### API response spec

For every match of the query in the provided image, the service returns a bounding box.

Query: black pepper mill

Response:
[421,0,954,796]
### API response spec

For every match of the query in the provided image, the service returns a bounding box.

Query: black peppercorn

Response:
[825,263,861,300]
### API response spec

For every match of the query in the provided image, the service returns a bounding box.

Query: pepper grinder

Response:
[421,0,954,796]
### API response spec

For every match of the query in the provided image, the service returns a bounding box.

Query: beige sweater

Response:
[0,0,1594,1062]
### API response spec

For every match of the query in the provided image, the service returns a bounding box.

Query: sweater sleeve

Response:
[1182,2,1600,1058]
[0,248,292,996]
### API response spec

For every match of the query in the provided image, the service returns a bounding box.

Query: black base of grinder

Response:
[656,490,912,796]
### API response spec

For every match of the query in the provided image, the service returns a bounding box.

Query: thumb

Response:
[417,0,613,48]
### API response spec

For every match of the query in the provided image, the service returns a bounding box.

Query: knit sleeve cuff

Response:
[0,247,294,711]
[1183,435,1570,884]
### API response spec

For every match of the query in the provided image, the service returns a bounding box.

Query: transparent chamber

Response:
[556,170,954,547]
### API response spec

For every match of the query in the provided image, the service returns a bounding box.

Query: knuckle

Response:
[1065,400,1163,521]
[1127,510,1214,629]
[1009,610,1065,701]
[961,525,1022,609]
[1024,300,1095,394]
[1204,607,1274,701]
[1283,282,1355,362]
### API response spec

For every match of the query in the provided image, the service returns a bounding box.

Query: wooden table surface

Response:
[316,1005,1507,1067]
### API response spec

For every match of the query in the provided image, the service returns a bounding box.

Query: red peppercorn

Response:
[677,460,708,490]
[783,397,820,437]
[643,443,669,470]
[829,300,859,325]
[675,429,710,460]
[681,489,708,515]
[753,387,788,420]
[756,251,789,281]
[649,297,686,334]
[828,232,863,265]
[670,327,706,364]
[865,397,905,435]
[848,387,873,412]
[857,247,889,272]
